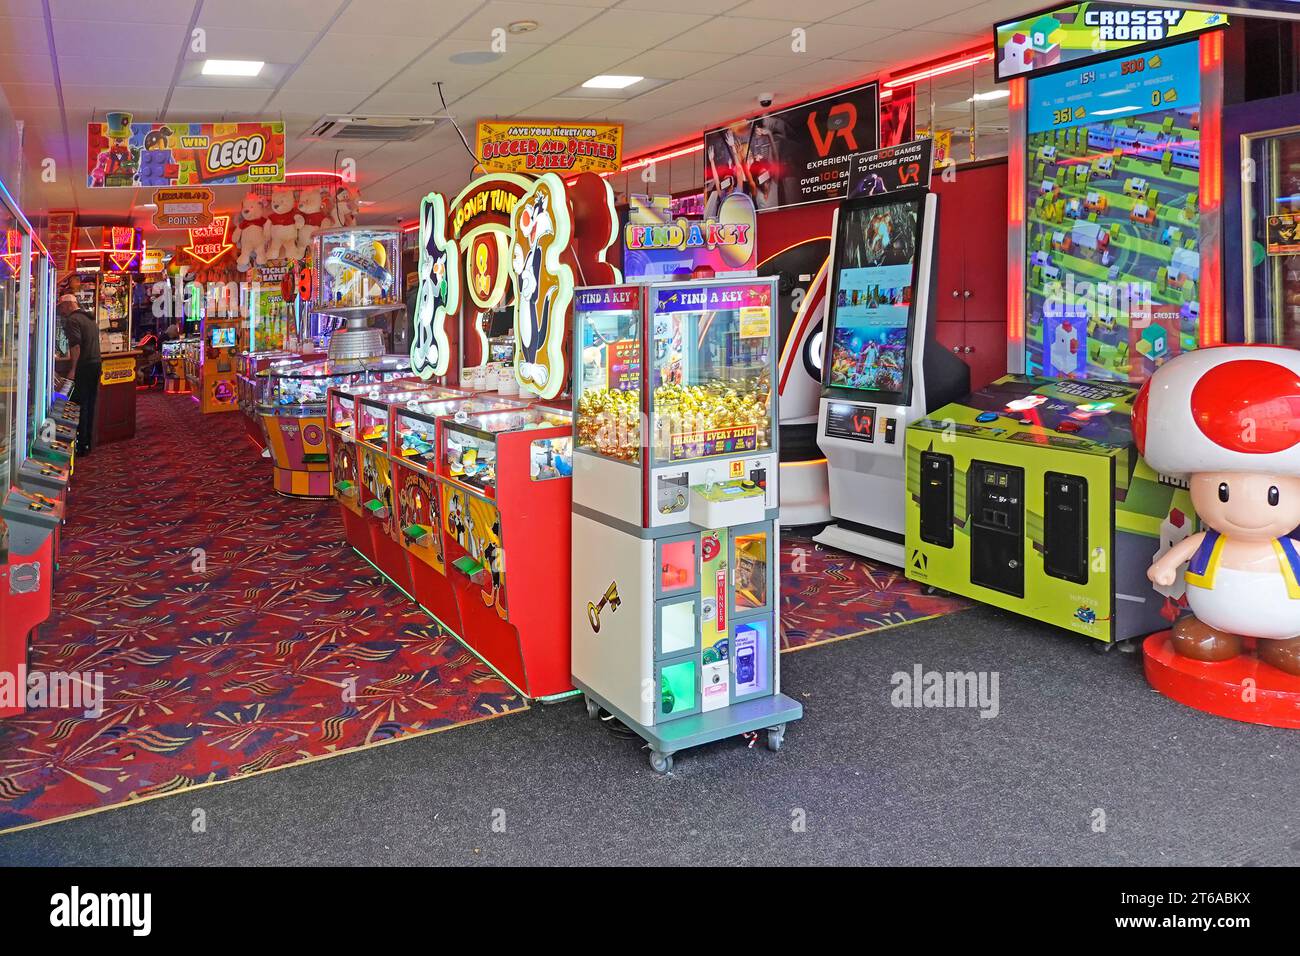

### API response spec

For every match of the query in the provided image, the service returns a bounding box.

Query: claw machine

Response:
[390,391,530,634]
[437,403,576,699]
[570,280,801,773]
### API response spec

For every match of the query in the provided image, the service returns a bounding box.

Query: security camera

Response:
[757,92,775,109]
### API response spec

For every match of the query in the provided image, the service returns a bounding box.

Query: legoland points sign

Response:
[475,121,623,175]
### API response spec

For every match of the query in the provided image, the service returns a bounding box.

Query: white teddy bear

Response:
[264,186,303,261]
[231,191,269,272]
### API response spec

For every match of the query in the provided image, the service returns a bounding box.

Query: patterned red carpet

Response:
[780,531,969,651]
[0,392,525,834]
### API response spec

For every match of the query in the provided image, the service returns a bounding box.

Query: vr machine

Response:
[814,186,968,566]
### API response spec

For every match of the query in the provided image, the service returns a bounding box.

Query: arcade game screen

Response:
[1024,39,1204,382]
[210,326,237,349]
[826,196,921,395]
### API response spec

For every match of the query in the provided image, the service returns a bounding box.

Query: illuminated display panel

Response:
[1023,39,1203,382]
[822,192,926,403]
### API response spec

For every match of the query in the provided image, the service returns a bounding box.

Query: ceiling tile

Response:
[659,17,805,56]
[60,84,167,111]
[608,49,715,81]
[725,0,859,18]
[384,39,546,94]
[749,22,898,60]
[329,0,480,37]
[449,2,605,44]
[0,16,49,56]
[192,0,344,31]
[52,19,186,59]
[827,0,978,30]
[511,43,642,76]
[166,85,279,113]
[264,88,370,114]
[561,9,712,48]
[471,72,592,103]
[1,83,61,111]
[0,1,46,17]
[0,51,54,85]
[182,25,319,64]
[617,0,737,12]
[58,55,179,87]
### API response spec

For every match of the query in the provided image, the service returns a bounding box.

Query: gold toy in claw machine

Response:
[570,278,801,774]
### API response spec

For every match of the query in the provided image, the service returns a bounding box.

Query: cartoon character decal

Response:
[510,173,574,400]
[398,472,444,572]
[412,192,459,380]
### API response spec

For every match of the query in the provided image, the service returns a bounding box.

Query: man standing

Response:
[58,293,101,456]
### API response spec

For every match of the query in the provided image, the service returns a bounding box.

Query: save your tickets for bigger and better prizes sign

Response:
[475,122,623,175]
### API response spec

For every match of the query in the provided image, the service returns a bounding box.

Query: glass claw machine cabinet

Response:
[570,280,801,773]
[256,355,411,498]
[436,403,575,699]
[390,392,529,636]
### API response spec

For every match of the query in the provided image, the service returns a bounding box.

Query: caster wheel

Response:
[1091,641,1115,655]
[1117,639,1140,655]
[766,723,786,752]
[649,750,673,774]
[923,585,948,597]
[584,696,600,719]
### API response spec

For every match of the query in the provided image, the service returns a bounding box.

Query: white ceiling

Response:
[0,0,1029,246]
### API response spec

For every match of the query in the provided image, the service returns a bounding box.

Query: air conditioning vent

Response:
[305,115,441,142]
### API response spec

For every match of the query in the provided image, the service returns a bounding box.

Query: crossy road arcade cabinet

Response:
[903,31,1222,648]
[571,279,801,773]
[815,188,969,565]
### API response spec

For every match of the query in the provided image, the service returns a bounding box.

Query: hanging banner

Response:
[995,3,1228,82]
[623,192,758,281]
[703,82,880,213]
[847,139,934,198]
[476,121,623,175]
[152,187,214,230]
[101,225,141,271]
[46,210,76,274]
[87,115,286,188]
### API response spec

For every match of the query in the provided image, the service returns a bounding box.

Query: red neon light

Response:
[183,215,234,266]
[884,49,994,88]
[1199,30,1224,347]
[1007,78,1027,346]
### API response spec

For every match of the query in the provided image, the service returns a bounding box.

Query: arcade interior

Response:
[3,0,1300,882]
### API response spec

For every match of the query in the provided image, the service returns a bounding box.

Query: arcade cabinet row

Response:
[1,181,75,717]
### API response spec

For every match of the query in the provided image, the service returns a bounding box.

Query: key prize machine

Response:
[571,280,800,773]
[903,26,1224,648]
[815,188,970,566]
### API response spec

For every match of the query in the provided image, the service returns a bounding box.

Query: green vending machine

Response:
[905,376,1195,645]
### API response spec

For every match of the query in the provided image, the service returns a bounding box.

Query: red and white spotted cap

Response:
[1132,345,1300,478]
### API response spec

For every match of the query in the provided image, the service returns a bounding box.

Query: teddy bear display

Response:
[333,186,360,227]
[264,185,304,261]
[296,186,336,257]
[231,191,269,272]
[1139,345,1300,677]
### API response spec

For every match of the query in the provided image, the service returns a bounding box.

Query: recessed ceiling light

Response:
[508,20,539,34]
[968,89,1010,103]
[582,74,643,90]
[202,59,264,77]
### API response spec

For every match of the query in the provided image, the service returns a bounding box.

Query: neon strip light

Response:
[1007,78,1027,346]
[883,49,994,88]
[1199,30,1223,347]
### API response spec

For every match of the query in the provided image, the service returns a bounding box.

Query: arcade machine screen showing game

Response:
[826,197,921,397]
[1023,39,1205,381]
